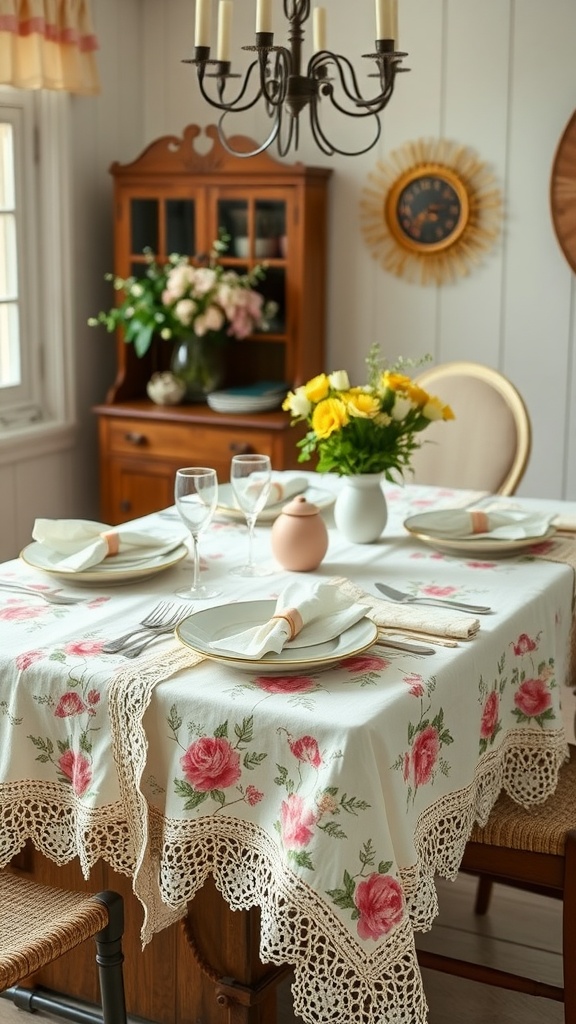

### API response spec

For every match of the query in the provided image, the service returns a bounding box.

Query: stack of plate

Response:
[207,381,287,414]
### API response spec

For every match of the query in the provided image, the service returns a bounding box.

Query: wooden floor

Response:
[0,872,563,1024]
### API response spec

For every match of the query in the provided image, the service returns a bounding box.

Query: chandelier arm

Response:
[310,51,397,115]
[197,60,265,114]
[276,106,297,158]
[308,91,382,158]
[258,46,291,109]
[217,109,281,158]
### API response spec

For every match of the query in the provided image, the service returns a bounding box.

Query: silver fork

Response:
[0,580,83,605]
[102,601,187,653]
[374,582,492,614]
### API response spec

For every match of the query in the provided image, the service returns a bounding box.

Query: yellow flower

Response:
[312,397,349,438]
[406,383,431,407]
[305,373,330,403]
[382,371,413,392]
[345,391,380,419]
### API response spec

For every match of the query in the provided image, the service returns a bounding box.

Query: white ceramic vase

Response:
[334,473,388,544]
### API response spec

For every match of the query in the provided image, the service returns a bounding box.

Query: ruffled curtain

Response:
[0,0,100,94]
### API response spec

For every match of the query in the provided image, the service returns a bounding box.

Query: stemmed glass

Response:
[230,454,273,577]
[174,467,220,600]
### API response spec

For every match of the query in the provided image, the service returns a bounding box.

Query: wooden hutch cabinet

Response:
[94,124,331,524]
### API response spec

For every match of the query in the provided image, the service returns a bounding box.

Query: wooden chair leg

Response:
[474,876,494,915]
[562,832,576,1024]
[92,891,127,1024]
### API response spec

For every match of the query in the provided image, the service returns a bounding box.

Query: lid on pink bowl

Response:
[280,495,320,517]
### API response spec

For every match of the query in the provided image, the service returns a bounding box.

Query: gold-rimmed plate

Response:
[19,541,188,585]
[176,600,378,674]
[215,485,335,523]
[404,514,556,558]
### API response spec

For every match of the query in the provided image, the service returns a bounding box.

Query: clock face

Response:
[385,164,470,254]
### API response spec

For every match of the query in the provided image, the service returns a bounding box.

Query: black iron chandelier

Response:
[184,0,409,158]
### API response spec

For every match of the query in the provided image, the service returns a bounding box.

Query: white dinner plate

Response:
[404,514,557,558]
[176,600,378,674]
[215,484,336,523]
[19,541,188,585]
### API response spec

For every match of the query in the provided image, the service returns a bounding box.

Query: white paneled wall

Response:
[1,0,575,559]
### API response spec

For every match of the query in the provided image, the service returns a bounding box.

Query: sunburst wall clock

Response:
[550,110,576,275]
[360,138,504,286]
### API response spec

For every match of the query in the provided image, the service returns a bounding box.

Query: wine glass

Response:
[230,454,273,577]
[174,467,220,600]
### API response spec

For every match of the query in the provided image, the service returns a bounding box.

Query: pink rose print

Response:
[58,750,92,796]
[411,725,440,787]
[180,737,241,792]
[16,650,45,671]
[280,793,316,850]
[480,691,500,739]
[245,785,264,806]
[404,674,425,697]
[255,675,317,693]
[289,735,322,768]
[422,585,458,598]
[466,561,497,569]
[54,692,87,718]
[87,690,101,707]
[0,604,45,621]
[63,640,105,657]
[511,633,538,656]
[354,872,404,941]
[343,655,388,673]
[514,678,552,719]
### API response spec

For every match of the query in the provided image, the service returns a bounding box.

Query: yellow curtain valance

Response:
[0,0,100,95]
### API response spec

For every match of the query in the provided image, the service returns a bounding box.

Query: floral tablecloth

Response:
[0,477,575,1024]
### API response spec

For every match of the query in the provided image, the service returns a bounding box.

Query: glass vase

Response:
[170,331,227,402]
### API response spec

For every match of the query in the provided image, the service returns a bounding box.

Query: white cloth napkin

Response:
[240,474,308,509]
[32,519,183,572]
[331,578,481,640]
[210,580,368,658]
[409,508,554,541]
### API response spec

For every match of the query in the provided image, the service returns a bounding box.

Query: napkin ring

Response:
[470,511,489,534]
[272,608,303,641]
[100,530,120,556]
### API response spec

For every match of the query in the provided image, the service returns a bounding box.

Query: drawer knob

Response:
[120,500,132,513]
[229,442,252,455]
[124,431,146,446]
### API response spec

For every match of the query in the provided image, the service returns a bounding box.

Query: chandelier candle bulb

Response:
[376,0,397,40]
[217,0,233,61]
[195,0,211,47]
[256,0,272,34]
[313,7,327,52]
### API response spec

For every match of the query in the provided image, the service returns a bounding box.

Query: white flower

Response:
[329,370,350,390]
[130,283,144,297]
[284,386,311,418]
[174,298,197,326]
[193,267,218,296]
[391,395,414,421]
[194,305,226,336]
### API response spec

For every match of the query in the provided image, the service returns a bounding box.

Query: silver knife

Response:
[375,582,492,615]
[373,638,436,656]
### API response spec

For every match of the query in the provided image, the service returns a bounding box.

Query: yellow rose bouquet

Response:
[283,349,454,478]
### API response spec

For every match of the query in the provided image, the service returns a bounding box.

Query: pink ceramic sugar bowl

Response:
[270,494,329,571]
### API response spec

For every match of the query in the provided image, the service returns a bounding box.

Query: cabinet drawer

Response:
[106,418,275,462]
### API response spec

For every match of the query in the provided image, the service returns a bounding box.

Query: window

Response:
[0,87,74,441]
